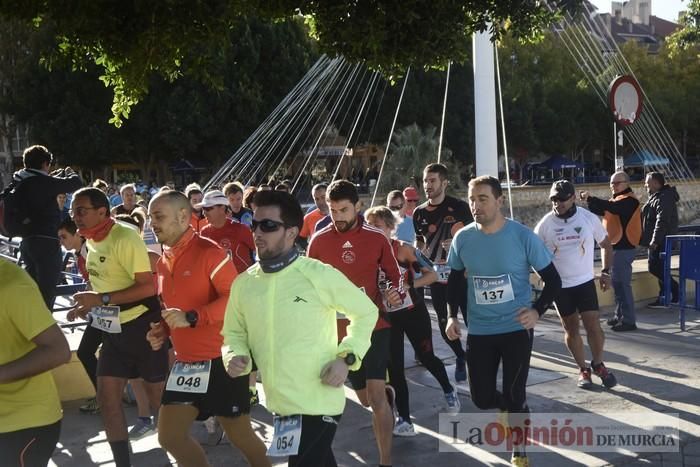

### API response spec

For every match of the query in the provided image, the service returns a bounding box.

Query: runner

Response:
[308,180,404,467]
[68,187,168,467]
[145,190,269,467]
[365,206,460,437]
[412,163,471,382]
[534,180,618,390]
[299,183,328,245]
[403,186,420,217]
[223,190,375,466]
[198,190,255,273]
[223,181,254,227]
[185,183,208,233]
[111,184,138,216]
[445,176,561,467]
[0,260,71,466]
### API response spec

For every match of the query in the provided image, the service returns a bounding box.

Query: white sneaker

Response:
[445,391,461,414]
[393,418,417,437]
[128,417,156,440]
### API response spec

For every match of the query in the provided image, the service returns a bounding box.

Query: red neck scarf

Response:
[78,217,115,242]
[162,227,196,270]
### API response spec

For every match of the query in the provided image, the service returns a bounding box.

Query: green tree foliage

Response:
[382,123,446,190]
[0,0,577,124]
[667,0,700,54]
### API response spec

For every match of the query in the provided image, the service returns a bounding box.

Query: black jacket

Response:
[640,185,680,249]
[12,168,84,238]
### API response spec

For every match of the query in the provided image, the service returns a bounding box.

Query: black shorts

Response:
[0,420,61,467]
[554,279,599,318]
[97,307,169,382]
[348,328,390,391]
[162,357,250,421]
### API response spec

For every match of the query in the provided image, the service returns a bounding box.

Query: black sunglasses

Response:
[388,204,403,211]
[251,218,287,233]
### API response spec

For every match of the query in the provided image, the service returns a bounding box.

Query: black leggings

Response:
[76,324,102,391]
[430,283,466,360]
[0,420,61,467]
[466,329,533,413]
[288,415,341,467]
[389,302,454,421]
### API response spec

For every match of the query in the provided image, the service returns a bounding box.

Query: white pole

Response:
[437,62,451,164]
[473,30,499,177]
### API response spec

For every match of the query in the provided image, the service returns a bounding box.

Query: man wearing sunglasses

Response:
[386,190,415,244]
[535,180,617,390]
[223,190,376,466]
[402,186,420,217]
[308,180,404,467]
[580,171,642,332]
[197,190,255,273]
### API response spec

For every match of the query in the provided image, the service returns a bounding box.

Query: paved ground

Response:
[50,297,700,466]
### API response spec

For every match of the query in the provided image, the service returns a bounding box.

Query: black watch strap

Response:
[185,310,198,328]
[343,353,356,366]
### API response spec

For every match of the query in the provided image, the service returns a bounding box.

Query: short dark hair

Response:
[253,190,304,230]
[72,187,111,214]
[115,213,143,233]
[243,187,258,209]
[58,218,78,235]
[223,181,244,196]
[327,180,359,204]
[424,163,449,180]
[312,183,328,193]
[647,172,665,186]
[275,183,290,192]
[387,190,404,203]
[468,175,503,198]
[23,145,53,169]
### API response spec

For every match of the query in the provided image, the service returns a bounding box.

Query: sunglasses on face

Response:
[251,219,287,233]
[388,204,403,211]
[406,199,418,203]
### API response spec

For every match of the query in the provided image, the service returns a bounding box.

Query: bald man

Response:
[147,191,269,467]
[580,172,642,332]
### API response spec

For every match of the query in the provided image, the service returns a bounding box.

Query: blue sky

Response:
[588,0,687,22]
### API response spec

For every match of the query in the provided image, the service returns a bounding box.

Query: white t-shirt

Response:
[534,207,607,288]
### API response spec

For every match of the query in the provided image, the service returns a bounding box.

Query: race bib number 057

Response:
[268,415,302,457]
[90,306,121,334]
[473,274,515,305]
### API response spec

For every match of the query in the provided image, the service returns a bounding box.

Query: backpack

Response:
[0,180,29,238]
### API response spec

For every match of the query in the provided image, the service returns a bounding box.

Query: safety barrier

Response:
[662,235,700,331]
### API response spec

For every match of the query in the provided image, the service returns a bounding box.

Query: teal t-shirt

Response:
[448,219,553,335]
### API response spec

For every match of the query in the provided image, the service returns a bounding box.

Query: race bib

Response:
[165,360,211,394]
[268,415,302,457]
[435,263,451,284]
[90,306,121,333]
[473,275,515,305]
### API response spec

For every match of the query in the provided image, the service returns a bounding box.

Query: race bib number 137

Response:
[473,274,515,305]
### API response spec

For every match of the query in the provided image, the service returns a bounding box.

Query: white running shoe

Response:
[393,417,417,437]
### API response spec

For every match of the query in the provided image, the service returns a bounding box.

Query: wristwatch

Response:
[101,293,111,305]
[185,310,199,328]
[343,353,356,366]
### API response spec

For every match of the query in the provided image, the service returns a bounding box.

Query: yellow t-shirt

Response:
[86,222,152,323]
[0,260,63,433]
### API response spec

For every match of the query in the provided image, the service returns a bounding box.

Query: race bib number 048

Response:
[90,306,121,334]
[165,360,211,394]
[473,274,515,305]
[268,415,302,457]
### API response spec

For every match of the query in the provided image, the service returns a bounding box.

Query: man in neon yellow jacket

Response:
[222,191,376,467]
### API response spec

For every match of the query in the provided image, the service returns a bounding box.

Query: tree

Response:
[667,0,700,54]
[0,0,580,124]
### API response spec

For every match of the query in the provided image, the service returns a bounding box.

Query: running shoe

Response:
[79,397,100,414]
[249,387,260,406]
[647,299,667,309]
[577,368,593,389]
[612,322,637,332]
[393,417,417,437]
[454,358,467,383]
[385,385,397,421]
[204,417,224,446]
[445,391,461,414]
[606,317,619,326]
[128,417,156,440]
[592,362,617,389]
[510,453,530,466]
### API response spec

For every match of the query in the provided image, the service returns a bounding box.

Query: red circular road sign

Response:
[608,75,643,126]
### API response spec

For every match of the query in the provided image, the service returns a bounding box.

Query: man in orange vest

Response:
[580,171,642,332]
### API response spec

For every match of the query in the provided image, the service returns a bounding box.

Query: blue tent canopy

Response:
[624,150,670,167]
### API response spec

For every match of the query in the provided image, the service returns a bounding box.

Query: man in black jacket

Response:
[13,145,83,308]
[641,172,680,307]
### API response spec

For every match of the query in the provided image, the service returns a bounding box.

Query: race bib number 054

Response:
[165,360,211,394]
[473,274,515,305]
[90,306,121,334]
[268,415,302,457]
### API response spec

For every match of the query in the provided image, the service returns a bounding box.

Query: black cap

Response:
[549,180,575,201]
